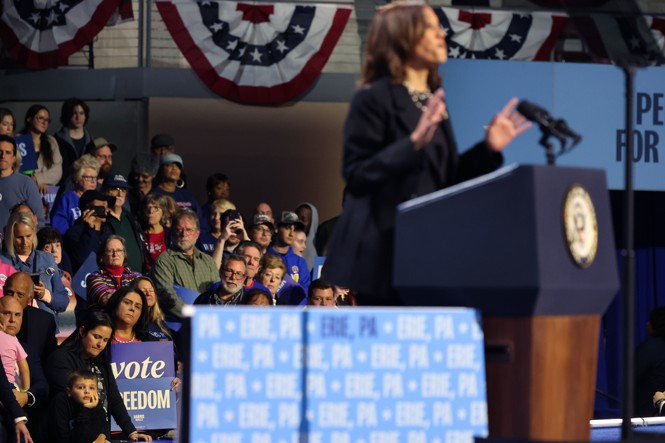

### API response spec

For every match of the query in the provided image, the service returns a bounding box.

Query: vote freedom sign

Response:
[110,342,178,431]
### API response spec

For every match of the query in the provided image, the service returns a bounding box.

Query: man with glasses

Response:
[194,254,247,306]
[84,137,116,184]
[249,214,274,254]
[102,174,147,273]
[151,209,219,318]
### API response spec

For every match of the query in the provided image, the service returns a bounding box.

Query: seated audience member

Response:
[132,277,172,341]
[253,202,274,225]
[235,241,270,293]
[0,366,32,443]
[0,232,17,295]
[0,107,16,137]
[242,288,273,306]
[307,279,336,307]
[194,254,247,306]
[83,137,115,185]
[267,211,311,291]
[257,254,286,305]
[140,193,173,270]
[198,198,236,255]
[37,227,75,306]
[151,209,219,318]
[45,311,152,441]
[47,370,107,443]
[201,173,232,226]
[293,229,307,258]
[150,133,175,159]
[635,306,665,416]
[104,286,150,344]
[54,98,94,185]
[3,272,58,365]
[128,153,159,213]
[86,236,142,309]
[210,209,249,269]
[295,202,319,269]
[0,135,45,230]
[50,154,100,234]
[0,294,50,441]
[103,174,148,273]
[0,307,30,391]
[64,190,115,272]
[3,212,69,328]
[248,214,274,254]
[19,104,63,194]
[152,154,202,219]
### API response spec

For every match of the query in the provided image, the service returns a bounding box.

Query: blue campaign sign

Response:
[14,134,37,172]
[110,342,177,432]
[442,59,665,190]
[188,306,487,443]
[72,251,98,298]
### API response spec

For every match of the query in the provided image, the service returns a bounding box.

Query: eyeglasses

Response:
[81,175,97,182]
[107,187,127,195]
[253,226,272,235]
[34,116,51,123]
[145,206,162,213]
[223,268,246,280]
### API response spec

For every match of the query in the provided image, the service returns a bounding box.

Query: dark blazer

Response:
[323,77,502,301]
[17,305,58,365]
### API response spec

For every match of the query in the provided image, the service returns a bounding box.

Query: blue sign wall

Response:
[188,306,487,443]
[443,59,665,190]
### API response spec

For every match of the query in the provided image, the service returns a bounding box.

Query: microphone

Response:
[554,118,582,147]
[516,100,565,142]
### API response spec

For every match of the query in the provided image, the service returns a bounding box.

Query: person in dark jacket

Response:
[322,0,530,304]
[45,311,152,441]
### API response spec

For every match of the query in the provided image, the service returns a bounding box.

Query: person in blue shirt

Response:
[266,211,311,292]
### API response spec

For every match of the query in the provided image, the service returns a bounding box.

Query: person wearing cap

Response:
[248,214,274,254]
[127,153,159,214]
[0,135,45,230]
[152,153,203,220]
[266,211,311,293]
[102,173,149,273]
[150,133,175,159]
[84,137,116,184]
[63,190,115,273]
[49,154,101,235]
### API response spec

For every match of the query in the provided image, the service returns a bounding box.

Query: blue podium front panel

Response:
[188,307,487,443]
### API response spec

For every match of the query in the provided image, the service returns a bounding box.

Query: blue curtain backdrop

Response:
[596,191,665,418]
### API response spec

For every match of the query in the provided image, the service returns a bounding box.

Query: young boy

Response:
[49,370,108,443]
[0,319,30,391]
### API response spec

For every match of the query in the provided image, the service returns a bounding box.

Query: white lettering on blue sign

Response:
[266,373,298,399]
[277,402,299,427]
[371,344,404,369]
[121,390,170,410]
[407,431,428,443]
[196,402,220,428]
[253,343,275,368]
[241,314,273,340]
[434,316,455,340]
[432,401,453,426]
[395,401,428,427]
[306,373,327,397]
[397,315,430,341]
[279,314,301,339]
[238,402,273,429]
[317,402,352,428]
[369,431,399,443]
[445,430,474,443]
[110,357,166,379]
[331,343,353,368]
[224,373,247,399]
[211,433,241,443]
[469,401,488,426]
[408,344,429,368]
[212,344,247,369]
[344,373,378,399]
[446,344,477,369]
[199,313,221,339]
[382,373,404,398]
[192,373,217,399]
[458,373,479,397]
[356,402,378,427]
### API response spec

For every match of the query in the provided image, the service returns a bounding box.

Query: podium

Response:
[393,164,620,442]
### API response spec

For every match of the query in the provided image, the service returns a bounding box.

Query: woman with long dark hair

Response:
[322,0,530,304]
[54,98,94,185]
[45,311,153,441]
[19,104,63,194]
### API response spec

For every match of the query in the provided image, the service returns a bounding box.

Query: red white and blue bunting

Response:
[156,0,351,105]
[436,8,567,61]
[0,0,133,69]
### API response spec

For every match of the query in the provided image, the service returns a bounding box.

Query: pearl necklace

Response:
[113,333,136,343]
[403,82,433,112]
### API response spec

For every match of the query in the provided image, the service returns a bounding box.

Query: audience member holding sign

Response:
[45,311,153,441]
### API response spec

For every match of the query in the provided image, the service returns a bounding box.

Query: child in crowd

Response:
[0,319,30,391]
[49,370,108,443]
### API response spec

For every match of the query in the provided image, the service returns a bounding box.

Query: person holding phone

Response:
[63,190,115,273]
[210,209,249,270]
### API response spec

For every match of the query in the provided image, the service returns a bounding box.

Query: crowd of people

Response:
[0,99,352,442]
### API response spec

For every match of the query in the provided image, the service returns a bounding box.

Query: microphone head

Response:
[517,100,545,122]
